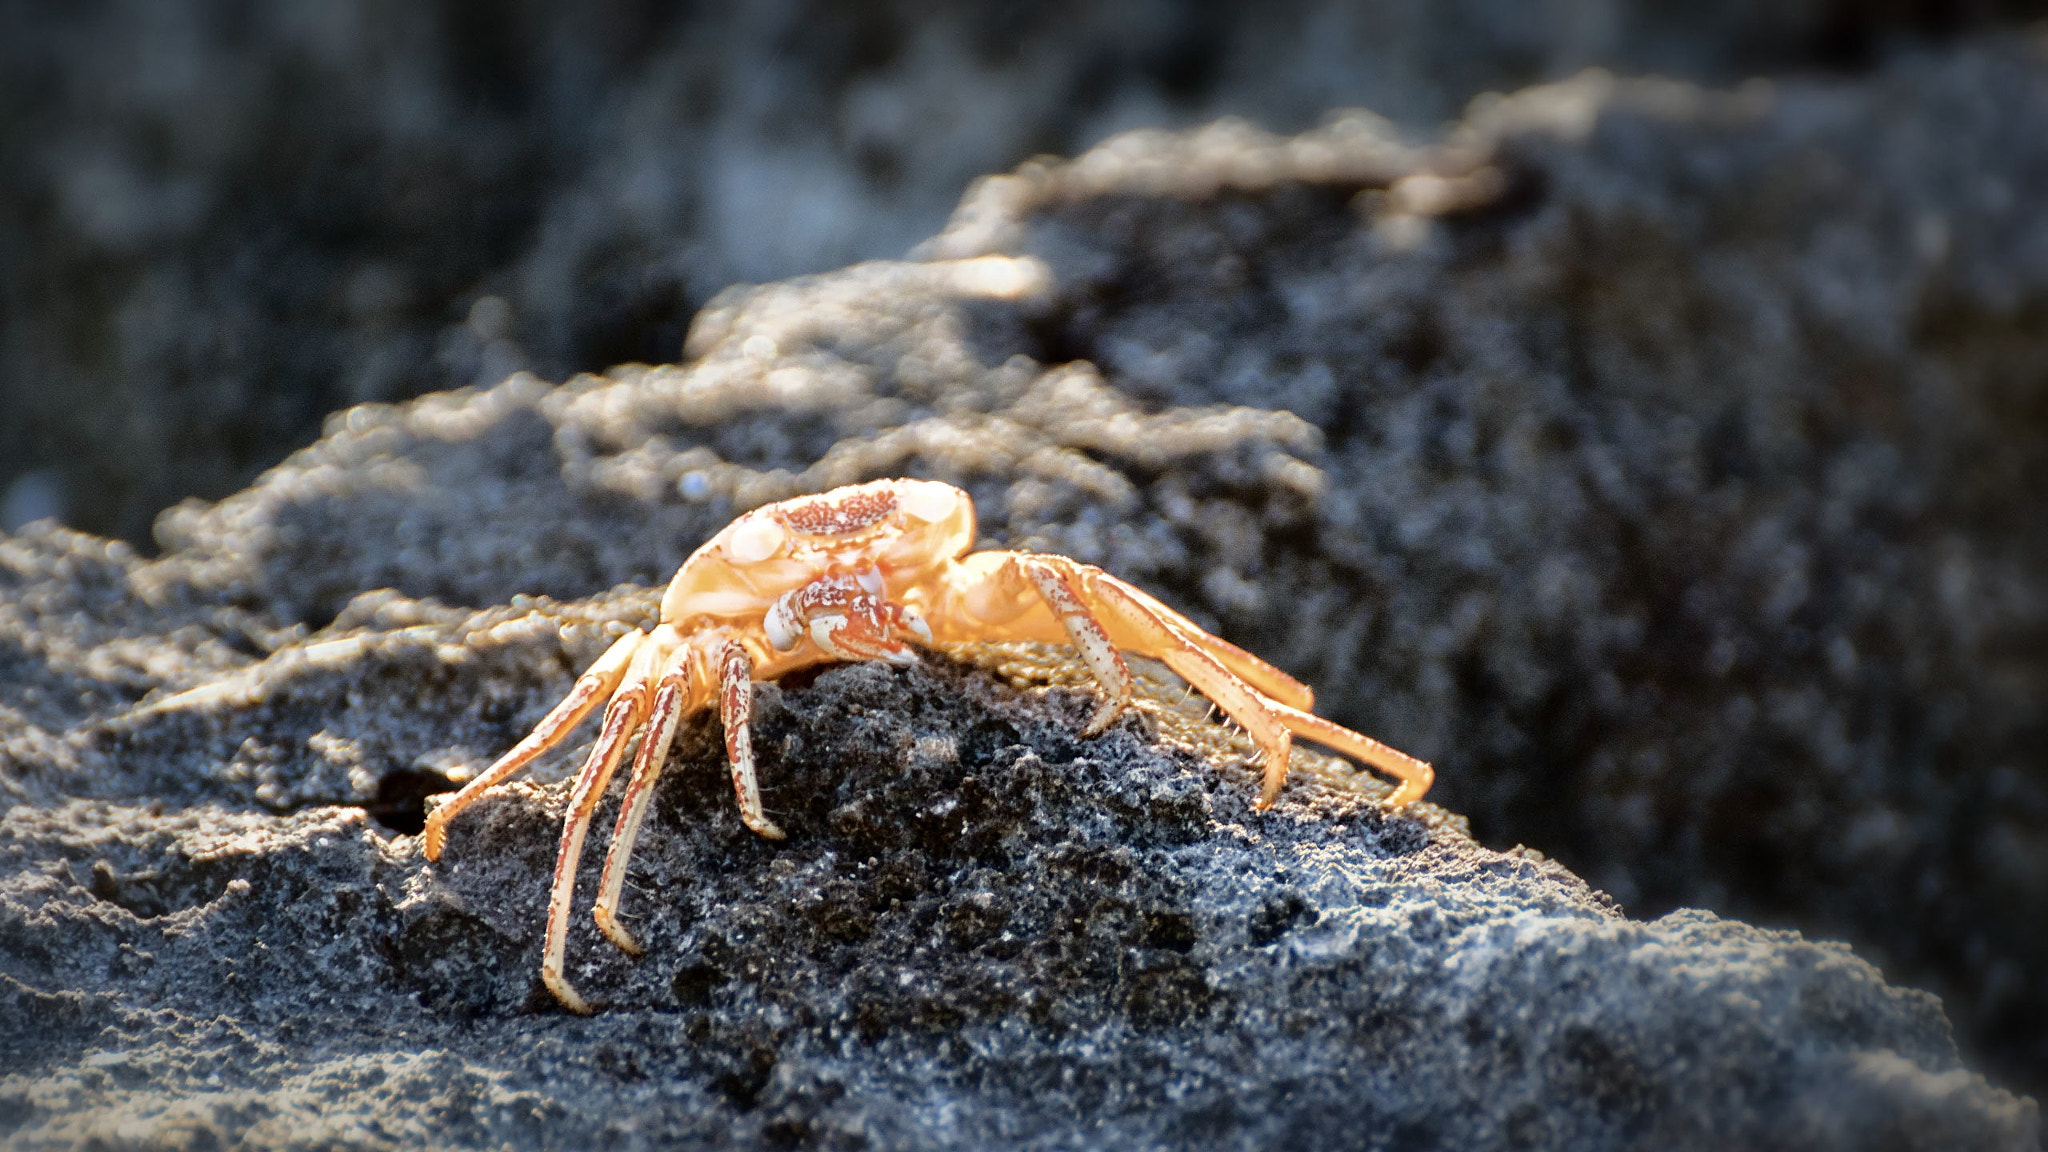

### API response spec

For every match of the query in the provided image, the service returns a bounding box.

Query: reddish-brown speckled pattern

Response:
[777,486,898,537]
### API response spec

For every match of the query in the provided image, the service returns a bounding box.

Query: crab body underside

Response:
[420,479,1432,1012]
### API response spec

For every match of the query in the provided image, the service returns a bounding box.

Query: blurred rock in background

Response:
[3,0,2041,543]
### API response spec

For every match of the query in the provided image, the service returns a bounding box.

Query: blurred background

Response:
[3,0,2045,1098]
[5,0,2042,543]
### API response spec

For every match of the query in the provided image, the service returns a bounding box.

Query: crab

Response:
[420,478,1433,1012]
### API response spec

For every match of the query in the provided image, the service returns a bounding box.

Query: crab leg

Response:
[591,642,698,958]
[1068,559,1431,808]
[1088,574,1315,713]
[1262,699,1434,809]
[981,553,1432,810]
[945,552,1313,713]
[422,627,647,860]
[719,638,787,841]
[1017,558,1136,736]
[1034,556,1298,804]
[538,633,665,1013]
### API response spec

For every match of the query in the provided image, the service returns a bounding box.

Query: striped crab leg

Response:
[979,553,1433,809]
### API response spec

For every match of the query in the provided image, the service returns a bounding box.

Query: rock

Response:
[25,36,2043,1096]
[2,31,2045,1150]
[0,628,2037,1147]
[4,2,2041,540]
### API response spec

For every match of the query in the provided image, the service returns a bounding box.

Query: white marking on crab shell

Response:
[764,590,803,651]
[876,640,920,666]
[855,567,885,597]
[897,481,958,523]
[726,517,787,563]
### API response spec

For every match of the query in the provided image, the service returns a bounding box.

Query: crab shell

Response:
[661,478,972,628]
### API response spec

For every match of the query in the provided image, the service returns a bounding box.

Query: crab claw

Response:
[810,611,921,664]
[768,572,932,664]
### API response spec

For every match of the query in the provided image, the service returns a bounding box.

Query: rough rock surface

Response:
[17,37,2047,1094]
[0,578,2037,1146]
[2,31,2046,1151]
[906,51,2048,1091]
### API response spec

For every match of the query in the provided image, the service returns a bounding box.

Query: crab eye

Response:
[898,482,957,523]
[727,517,787,563]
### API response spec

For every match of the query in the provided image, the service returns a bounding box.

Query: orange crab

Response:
[421,478,1432,1012]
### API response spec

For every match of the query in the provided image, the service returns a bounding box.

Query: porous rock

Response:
[1,630,2036,1147]
[3,41,2046,1151]
[36,36,2047,1095]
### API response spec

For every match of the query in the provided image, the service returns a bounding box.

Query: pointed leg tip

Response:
[1255,769,1286,809]
[543,971,597,1015]
[1257,756,1288,810]
[1080,701,1125,739]
[747,818,788,841]
[594,912,644,958]
[1382,765,1434,811]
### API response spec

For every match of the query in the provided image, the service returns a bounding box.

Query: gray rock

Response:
[2,34,2046,1150]
[0,614,2036,1147]
[33,38,2044,1096]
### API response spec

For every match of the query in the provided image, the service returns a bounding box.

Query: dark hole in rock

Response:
[672,962,728,1007]
[1247,889,1317,946]
[714,1044,778,1110]
[363,768,458,834]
